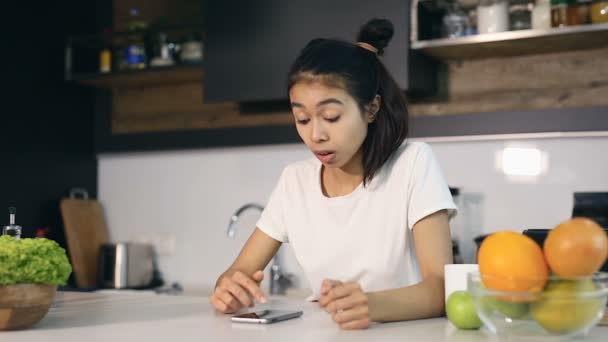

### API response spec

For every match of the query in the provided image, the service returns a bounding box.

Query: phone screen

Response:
[231,309,303,324]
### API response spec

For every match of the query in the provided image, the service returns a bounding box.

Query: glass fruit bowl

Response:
[467,272,608,340]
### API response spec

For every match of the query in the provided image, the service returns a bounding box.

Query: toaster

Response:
[98,242,159,289]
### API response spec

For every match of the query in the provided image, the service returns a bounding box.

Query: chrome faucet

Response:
[227,203,293,295]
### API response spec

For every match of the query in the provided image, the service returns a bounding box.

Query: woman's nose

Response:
[311,120,328,142]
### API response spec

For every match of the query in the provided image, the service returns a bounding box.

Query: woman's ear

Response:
[366,95,381,123]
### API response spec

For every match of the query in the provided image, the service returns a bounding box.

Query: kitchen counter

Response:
[1,291,607,341]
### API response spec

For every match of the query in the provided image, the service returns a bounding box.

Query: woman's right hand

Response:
[210,270,267,314]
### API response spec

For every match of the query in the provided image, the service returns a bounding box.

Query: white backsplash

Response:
[98,135,608,294]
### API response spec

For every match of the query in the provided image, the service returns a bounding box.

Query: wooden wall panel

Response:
[111,82,292,134]
[448,47,608,95]
[409,47,608,117]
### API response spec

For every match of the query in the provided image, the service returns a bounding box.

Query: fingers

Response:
[223,279,254,308]
[319,282,360,308]
[210,270,267,313]
[325,291,368,314]
[331,305,370,324]
[320,279,342,295]
[251,270,264,282]
[210,292,239,313]
[232,271,267,303]
[339,318,371,330]
[318,279,343,307]
[318,281,371,330]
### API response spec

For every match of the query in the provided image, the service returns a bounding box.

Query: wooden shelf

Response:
[67,64,203,88]
[411,23,608,60]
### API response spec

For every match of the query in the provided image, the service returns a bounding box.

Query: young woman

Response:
[210,18,456,330]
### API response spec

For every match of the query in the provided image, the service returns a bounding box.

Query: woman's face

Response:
[289,81,376,170]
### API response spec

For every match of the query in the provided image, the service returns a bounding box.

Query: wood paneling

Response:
[449,47,608,95]
[111,82,292,134]
[409,47,608,117]
[77,66,203,88]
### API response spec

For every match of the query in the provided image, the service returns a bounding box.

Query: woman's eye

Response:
[296,118,310,125]
[325,116,340,123]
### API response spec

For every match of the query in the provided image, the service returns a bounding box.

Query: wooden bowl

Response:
[0,284,57,331]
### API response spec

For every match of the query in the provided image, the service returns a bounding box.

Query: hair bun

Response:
[356,18,394,56]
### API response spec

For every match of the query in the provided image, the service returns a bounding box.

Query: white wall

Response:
[98,135,608,293]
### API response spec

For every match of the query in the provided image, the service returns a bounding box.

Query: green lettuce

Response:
[0,235,72,285]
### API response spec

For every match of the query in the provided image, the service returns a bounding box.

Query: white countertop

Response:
[2,291,607,341]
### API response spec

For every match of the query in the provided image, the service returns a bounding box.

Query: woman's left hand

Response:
[318,279,371,330]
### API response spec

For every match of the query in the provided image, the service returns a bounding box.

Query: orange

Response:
[478,231,548,293]
[543,217,608,277]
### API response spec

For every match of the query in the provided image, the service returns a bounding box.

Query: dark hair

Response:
[287,18,409,185]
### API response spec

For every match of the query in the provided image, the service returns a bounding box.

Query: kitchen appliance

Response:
[573,192,608,228]
[98,242,162,289]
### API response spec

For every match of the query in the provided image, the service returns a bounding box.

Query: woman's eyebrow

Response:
[317,98,344,107]
[290,98,344,109]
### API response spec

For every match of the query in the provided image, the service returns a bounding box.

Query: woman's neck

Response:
[321,149,364,197]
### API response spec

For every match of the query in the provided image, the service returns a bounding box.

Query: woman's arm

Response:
[319,209,453,328]
[211,228,281,313]
[368,209,453,321]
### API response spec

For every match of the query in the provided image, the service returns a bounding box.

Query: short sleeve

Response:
[256,168,289,243]
[406,144,458,230]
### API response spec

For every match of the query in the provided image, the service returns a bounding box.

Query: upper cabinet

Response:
[203,0,436,103]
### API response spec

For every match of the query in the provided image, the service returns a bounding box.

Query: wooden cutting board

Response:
[60,189,109,288]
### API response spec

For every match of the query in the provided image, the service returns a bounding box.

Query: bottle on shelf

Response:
[442,1,472,38]
[124,7,147,70]
[551,0,582,27]
[551,0,568,26]
[99,28,112,73]
[149,32,175,67]
[577,0,592,24]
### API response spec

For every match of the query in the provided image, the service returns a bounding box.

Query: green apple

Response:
[531,279,603,334]
[481,296,530,319]
[446,291,483,330]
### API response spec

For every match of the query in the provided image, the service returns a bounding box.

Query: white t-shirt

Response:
[256,142,457,300]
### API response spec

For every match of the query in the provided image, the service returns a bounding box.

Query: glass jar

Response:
[510,3,533,30]
[577,0,592,24]
[551,0,581,26]
[467,8,479,35]
[591,0,608,23]
[551,0,568,26]
[442,2,472,38]
[533,0,552,29]
[478,0,509,33]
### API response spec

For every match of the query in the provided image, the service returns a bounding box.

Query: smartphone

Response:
[231,309,303,324]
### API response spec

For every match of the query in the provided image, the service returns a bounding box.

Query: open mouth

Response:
[314,151,336,163]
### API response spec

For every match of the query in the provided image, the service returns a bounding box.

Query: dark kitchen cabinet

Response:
[3,1,100,271]
[204,0,436,103]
